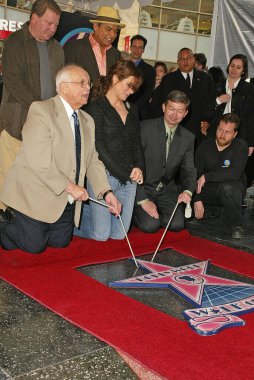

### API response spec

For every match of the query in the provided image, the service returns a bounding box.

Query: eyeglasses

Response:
[63,80,91,88]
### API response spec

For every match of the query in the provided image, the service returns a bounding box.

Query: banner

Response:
[210,0,254,76]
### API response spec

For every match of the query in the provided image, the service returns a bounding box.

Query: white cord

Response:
[151,201,179,262]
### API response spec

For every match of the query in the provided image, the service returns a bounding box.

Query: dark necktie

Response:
[166,130,173,160]
[72,111,81,184]
[186,73,191,88]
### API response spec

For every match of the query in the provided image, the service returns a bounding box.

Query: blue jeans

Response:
[74,174,137,241]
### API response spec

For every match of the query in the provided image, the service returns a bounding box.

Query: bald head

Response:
[56,65,91,110]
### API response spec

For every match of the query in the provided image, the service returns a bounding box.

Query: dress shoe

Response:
[232,226,245,239]
[5,207,16,220]
[0,209,9,222]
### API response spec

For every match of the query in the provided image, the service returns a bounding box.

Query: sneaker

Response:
[232,226,245,239]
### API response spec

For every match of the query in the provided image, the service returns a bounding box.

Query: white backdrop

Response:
[209,0,254,76]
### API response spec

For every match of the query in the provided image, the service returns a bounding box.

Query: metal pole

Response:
[151,201,179,262]
[118,214,138,267]
[88,197,139,267]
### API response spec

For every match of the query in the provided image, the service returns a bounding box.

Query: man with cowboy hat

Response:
[64,6,125,85]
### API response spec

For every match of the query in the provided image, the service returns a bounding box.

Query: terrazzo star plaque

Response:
[110,259,254,336]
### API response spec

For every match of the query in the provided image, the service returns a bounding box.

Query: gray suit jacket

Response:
[1,95,109,226]
[136,117,197,202]
[64,37,121,84]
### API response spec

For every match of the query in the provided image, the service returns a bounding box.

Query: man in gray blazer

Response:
[64,6,125,85]
[134,90,197,233]
[0,65,121,253]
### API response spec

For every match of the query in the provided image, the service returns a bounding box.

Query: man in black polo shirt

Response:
[194,113,248,238]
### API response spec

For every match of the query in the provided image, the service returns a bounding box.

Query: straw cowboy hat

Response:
[89,6,126,29]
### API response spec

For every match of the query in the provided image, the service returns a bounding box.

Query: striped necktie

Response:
[72,111,81,184]
[166,130,173,159]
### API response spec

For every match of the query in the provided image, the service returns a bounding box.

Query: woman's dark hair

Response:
[226,54,248,80]
[154,61,167,74]
[208,66,226,85]
[91,60,143,100]
[194,53,207,70]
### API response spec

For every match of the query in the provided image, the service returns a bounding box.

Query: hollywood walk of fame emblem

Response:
[109,259,254,336]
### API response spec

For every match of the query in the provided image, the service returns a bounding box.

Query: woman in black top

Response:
[211,55,254,149]
[74,60,143,240]
[210,54,254,184]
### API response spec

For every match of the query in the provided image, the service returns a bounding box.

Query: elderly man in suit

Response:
[0,65,121,253]
[134,90,197,233]
[64,6,125,85]
[149,48,214,144]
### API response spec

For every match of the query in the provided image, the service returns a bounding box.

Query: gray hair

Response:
[55,65,87,92]
[164,90,190,110]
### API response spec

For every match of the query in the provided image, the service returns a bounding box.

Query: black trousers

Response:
[0,203,75,253]
[194,180,246,227]
[245,154,254,187]
[134,185,185,233]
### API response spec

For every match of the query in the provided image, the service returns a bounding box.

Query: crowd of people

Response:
[0,0,253,253]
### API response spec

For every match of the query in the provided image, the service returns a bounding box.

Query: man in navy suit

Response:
[128,34,156,120]
[134,90,197,233]
[149,48,214,144]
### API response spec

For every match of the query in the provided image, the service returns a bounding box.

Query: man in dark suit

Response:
[149,48,214,144]
[64,6,124,85]
[133,90,197,233]
[0,65,121,253]
[128,34,156,120]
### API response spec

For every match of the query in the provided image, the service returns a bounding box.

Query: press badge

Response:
[222,159,230,168]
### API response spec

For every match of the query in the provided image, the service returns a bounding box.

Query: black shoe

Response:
[0,209,9,222]
[5,207,16,220]
[232,226,245,239]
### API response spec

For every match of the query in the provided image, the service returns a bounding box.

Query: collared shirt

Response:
[181,70,193,87]
[59,95,79,139]
[216,78,241,114]
[59,96,79,204]
[133,58,142,66]
[164,120,178,140]
[164,120,192,198]
[89,33,111,76]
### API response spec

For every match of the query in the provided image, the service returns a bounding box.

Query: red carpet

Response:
[1,229,254,379]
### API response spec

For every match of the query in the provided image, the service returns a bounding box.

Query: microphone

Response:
[185,202,192,219]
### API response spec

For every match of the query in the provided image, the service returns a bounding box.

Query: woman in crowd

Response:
[154,61,167,89]
[210,54,254,185]
[74,60,143,241]
[146,61,167,118]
